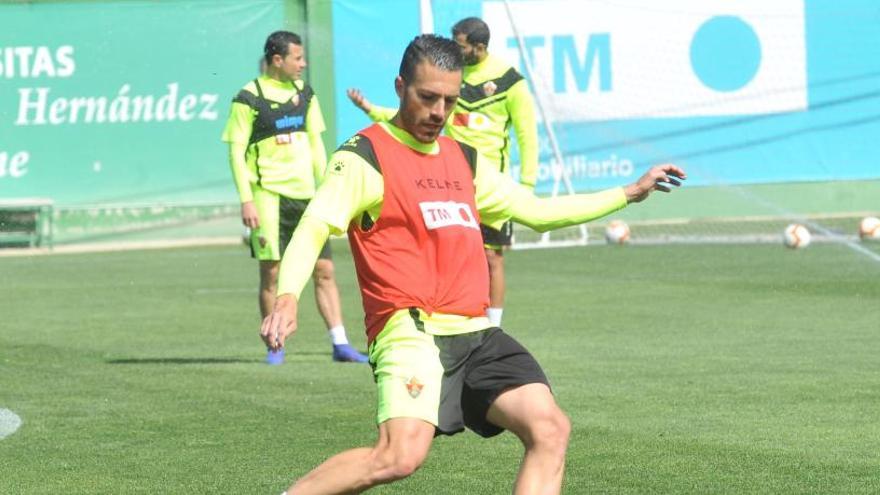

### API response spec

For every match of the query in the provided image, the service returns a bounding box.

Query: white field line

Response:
[195,288,256,295]
[802,220,880,263]
[0,237,241,257]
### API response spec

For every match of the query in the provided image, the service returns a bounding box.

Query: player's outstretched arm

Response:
[347,88,397,122]
[623,164,687,203]
[261,294,299,351]
[477,157,686,233]
[346,88,373,114]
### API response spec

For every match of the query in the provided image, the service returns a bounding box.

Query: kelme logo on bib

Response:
[419,201,479,231]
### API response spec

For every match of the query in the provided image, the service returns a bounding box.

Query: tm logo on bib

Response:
[419,201,479,231]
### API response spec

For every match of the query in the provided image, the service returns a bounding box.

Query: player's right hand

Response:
[624,163,687,203]
[241,201,260,229]
[346,88,373,113]
[260,294,299,350]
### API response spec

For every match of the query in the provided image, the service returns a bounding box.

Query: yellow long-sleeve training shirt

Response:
[221,76,327,202]
[276,121,626,337]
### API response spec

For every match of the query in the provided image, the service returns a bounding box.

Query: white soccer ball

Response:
[605,220,630,245]
[858,216,880,240]
[783,223,811,249]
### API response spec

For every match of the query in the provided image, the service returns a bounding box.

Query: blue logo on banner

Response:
[275,115,304,130]
[690,16,762,92]
[507,34,612,94]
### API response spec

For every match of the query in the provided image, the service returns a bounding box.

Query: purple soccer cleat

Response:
[332,344,369,363]
[266,348,285,365]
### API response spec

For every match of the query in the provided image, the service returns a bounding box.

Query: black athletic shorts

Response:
[250,195,331,260]
[480,221,513,248]
[434,327,550,438]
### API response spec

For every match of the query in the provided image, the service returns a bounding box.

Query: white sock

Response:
[328,325,349,346]
[487,307,503,327]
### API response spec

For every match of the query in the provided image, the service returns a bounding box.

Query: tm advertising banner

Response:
[0,0,283,206]
[337,0,880,193]
[483,0,807,121]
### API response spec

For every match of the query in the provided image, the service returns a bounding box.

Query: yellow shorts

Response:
[249,187,330,261]
[370,311,444,428]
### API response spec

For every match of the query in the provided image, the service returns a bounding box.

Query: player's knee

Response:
[368,448,426,483]
[385,455,423,481]
[529,409,571,454]
[259,262,279,289]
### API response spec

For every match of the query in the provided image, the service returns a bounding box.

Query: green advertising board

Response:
[0,0,311,207]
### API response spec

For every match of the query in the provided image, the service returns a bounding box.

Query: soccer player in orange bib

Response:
[262,34,685,494]
[348,17,540,329]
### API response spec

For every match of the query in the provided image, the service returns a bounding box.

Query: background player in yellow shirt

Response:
[347,17,538,328]
[221,31,366,364]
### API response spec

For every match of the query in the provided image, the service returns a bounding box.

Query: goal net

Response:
[426,0,880,250]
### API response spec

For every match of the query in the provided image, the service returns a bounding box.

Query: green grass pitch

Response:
[2,240,879,493]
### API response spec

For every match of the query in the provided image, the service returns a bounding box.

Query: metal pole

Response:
[502,0,588,246]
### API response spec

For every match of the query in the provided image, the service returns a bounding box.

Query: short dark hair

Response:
[398,34,463,82]
[451,17,490,46]
[264,31,302,64]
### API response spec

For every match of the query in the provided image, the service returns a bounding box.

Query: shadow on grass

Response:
[106,352,330,364]
[106,357,260,365]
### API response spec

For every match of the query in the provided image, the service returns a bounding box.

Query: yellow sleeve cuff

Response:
[367,105,397,122]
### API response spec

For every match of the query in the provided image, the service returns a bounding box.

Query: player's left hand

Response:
[241,201,260,229]
[624,164,687,203]
[260,294,299,350]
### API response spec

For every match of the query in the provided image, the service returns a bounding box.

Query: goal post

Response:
[501,0,590,250]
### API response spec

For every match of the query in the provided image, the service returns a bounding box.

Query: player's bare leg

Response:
[287,417,435,494]
[259,260,280,319]
[485,247,505,326]
[486,383,571,495]
[313,258,367,363]
[312,259,343,328]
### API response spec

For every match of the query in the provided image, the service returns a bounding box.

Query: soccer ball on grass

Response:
[783,223,811,249]
[858,216,880,240]
[604,220,630,245]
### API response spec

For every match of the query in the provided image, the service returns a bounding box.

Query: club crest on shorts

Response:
[258,236,267,248]
[405,376,424,398]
